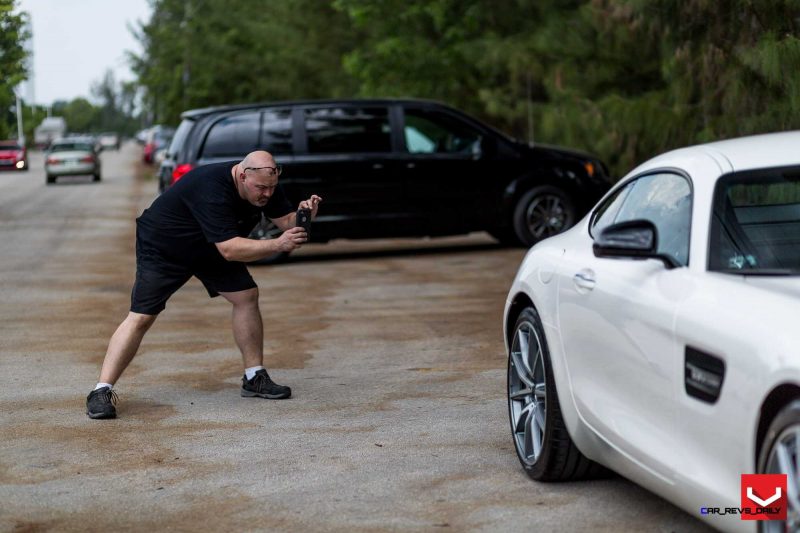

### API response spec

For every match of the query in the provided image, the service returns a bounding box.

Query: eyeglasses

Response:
[244,165,282,177]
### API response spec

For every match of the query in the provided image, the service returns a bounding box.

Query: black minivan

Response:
[159,99,611,258]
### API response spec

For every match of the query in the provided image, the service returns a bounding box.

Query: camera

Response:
[296,207,312,238]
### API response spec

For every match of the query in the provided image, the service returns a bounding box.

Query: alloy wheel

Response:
[525,194,569,240]
[508,319,548,466]
[762,424,800,532]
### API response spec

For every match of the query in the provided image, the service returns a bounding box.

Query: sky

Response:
[16,0,153,107]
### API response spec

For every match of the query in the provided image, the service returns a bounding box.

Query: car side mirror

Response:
[478,136,494,159]
[593,219,680,269]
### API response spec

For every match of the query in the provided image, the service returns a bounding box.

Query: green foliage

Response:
[132,0,800,177]
[130,0,359,125]
[0,0,29,139]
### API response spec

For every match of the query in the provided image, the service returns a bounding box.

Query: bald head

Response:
[234,150,281,207]
[241,150,276,170]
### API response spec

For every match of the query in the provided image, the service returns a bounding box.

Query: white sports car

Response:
[504,131,800,533]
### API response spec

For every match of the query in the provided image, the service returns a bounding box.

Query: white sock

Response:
[245,366,265,380]
[94,382,113,391]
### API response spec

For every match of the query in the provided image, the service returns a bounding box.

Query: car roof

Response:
[180,98,450,120]
[632,130,800,177]
[0,140,22,146]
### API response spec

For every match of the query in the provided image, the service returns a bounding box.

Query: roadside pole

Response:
[15,90,25,145]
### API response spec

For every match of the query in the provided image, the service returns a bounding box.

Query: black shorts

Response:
[130,237,256,315]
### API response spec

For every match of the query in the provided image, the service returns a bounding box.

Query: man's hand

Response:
[275,226,307,252]
[298,195,322,219]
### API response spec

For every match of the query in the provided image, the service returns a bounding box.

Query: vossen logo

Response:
[741,474,787,521]
[700,474,787,521]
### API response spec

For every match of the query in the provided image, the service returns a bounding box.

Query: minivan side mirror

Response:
[593,219,680,269]
[479,136,495,159]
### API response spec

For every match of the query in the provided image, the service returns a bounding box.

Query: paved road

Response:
[0,145,715,532]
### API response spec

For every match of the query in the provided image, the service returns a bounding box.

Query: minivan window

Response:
[202,112,260,157]
[304,107,391,154]
[261,109,292,155]
[168,119,194,157]
[403,109,482,155]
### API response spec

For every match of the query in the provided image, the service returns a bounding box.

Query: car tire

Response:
[247,216,290,265]
[508,306,606,481]
[93,173,101,182]
[757,399,800,531]
[46,175,55,185]
[512,185,576,247]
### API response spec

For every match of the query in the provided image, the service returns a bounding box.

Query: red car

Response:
[0,140,27,171]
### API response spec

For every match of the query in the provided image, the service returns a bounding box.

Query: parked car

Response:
[98,132,121,151]
[0,140,28,171]
[504,131,800,533]
[159,99,611,261]
[45,137,102,184]
[143,125,174,164]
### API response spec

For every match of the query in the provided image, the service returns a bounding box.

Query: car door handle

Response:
[573,269,596,291]
[406,162,416,169]
[372,163,384,170]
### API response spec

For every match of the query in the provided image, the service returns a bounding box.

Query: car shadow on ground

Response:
[258,240,512,265]
[47,177,101,186]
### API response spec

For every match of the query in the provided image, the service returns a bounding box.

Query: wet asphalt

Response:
[0,144,715,532]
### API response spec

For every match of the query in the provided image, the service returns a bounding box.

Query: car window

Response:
[168,119,194,157]
[304,107,391,154]
[590,185,632,237]
[709,168,800,273]
[260,109,292,155]
[592,173,692,266]
[403,109,482,155]
[51,143,93,152]
[202,112,260,157]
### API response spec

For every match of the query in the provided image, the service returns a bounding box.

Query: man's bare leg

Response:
[219,287,263,368]
[98,312,158,384]
[220,287,290,399]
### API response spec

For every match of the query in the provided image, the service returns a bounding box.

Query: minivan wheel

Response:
[508,307,605,481]
[248,217,290,265]
[757,399,800,532]
[512,186,575,247]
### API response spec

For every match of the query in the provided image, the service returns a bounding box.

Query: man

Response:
[86,150,321,419]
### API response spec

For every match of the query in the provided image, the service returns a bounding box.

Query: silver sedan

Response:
[45,138,101,185]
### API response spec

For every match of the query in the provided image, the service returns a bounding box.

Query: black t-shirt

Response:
[136,161,293,263]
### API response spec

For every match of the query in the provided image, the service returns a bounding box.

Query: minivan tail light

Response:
[171,163,194,184]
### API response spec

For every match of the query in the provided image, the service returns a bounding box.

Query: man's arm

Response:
[215,228,306,262]
[271,211,295,232]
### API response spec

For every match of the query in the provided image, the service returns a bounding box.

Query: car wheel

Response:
[508,306,604,481]
[93,173,101,182]
[46,175,55,185]
[757,399,800,532]
[248,216,289,265]
[512,185,576,247]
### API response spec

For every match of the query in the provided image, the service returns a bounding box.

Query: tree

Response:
[130,0,360,125]
[0,0,29,140]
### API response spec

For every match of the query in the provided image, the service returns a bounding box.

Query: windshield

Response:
[709,166,800,275]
